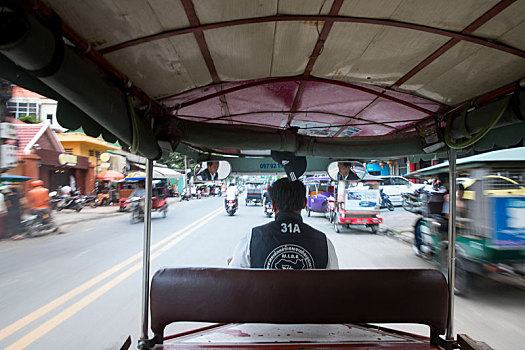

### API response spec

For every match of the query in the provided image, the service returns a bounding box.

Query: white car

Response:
[378,176,427,206]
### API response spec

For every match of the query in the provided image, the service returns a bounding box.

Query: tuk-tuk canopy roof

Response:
[410,146,525,176]
[1,1,524,159]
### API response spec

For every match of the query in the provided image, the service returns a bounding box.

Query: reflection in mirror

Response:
[327,161,366,181]
[194,161,231,181]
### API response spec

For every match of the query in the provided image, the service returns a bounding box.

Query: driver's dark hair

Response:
[268,178,306,212]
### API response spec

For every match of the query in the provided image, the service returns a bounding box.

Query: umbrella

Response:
[0,174,33,183]
[97,170,124,181]
[125,171,147,181]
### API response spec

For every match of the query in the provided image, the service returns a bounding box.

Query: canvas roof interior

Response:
[2,0,525,159]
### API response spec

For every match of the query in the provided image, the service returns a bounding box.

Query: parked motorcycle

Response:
[264,201,273,217]
[22,209,56,236]
[401,187,429,214]
[380,189,394,211]
[83,195,98,207]
[56,192,85,212]
[48,191,61,211]
[225,199,237,216]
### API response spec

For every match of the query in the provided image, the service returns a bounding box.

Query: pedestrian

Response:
[0,187,7,239]
[5,187,23,237]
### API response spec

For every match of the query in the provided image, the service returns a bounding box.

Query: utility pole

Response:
[0,79,15,175]
[0,79,8,123]
[184,155,188,193]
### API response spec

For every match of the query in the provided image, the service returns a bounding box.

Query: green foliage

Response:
[19,114,41,124]
[156,152,195,170]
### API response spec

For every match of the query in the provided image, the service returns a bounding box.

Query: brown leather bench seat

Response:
[149,268,448,345]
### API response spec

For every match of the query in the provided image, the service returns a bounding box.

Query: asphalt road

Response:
[0,196,523,349]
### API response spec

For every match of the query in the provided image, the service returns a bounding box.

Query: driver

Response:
[337,162,359,181]
[129,181,146,198]
[26,180,61,233]
[229,178,338,269]
[196,161,219,181]
[129,181,146,212]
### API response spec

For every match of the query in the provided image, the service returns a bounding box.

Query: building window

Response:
[89,150,95,157]
[7,101,39,119]
[64,148,73,154]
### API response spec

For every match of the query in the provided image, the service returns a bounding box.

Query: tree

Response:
[156,152,194,169]
[19,114,41,124]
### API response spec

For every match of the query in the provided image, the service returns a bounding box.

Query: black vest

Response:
[249,212,328,269]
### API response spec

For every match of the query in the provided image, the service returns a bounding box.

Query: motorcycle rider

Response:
[225,182,238,209]
[262,187,272,213]
[229,177,338,269]
[26,180,60,233]
[129,181,146,212]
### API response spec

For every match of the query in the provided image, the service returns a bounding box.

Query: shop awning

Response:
[135,164,183,179]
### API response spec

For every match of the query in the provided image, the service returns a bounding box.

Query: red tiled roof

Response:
[12,124,45,157]
[11,86,46,99]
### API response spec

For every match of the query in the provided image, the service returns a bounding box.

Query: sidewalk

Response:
[55,197,180,227]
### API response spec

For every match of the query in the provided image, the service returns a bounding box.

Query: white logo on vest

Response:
[264,244,314,269]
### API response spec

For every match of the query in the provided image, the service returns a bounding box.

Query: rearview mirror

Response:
[327,161,366,181]
[194,161,231,181]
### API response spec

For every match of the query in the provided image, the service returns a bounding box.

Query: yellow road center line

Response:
[5,208,223,350]
[0,206,222,342]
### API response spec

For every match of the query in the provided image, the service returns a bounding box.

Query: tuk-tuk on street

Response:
[304,176,334,217]
[410,147,525,295]
[329,171,385,234]
[245,180,264,206]
[1,0,524,349]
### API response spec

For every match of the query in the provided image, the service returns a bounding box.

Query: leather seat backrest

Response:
[150,268,448,337]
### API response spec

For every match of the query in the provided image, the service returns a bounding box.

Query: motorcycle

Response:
[130,197,144,224]
[380,189,394,211]
[225,198,237,216]
[129,194,167,224]
[83,195,98,207]
[48,191,61,211]
[22,209,56,236]
[56,192,85,212]
[180,190,191,201]
[264,201,273,217]
[401,187,429,214]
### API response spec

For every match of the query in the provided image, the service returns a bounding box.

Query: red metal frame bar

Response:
[181,0,232,123]
[338,217,383,225]
[389,80,519,134]
[286,0,344,128]
[171,76,437,116]
[177,109,398,130]
[99,15,525,60]
[333,97,383,137]
[164,323,228,341]
[393,0,517,87]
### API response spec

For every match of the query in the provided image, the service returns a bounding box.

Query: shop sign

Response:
[100,153,111,162]
[58,153,78,166]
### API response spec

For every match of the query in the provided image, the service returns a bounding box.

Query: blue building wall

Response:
[367,163,390,176]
